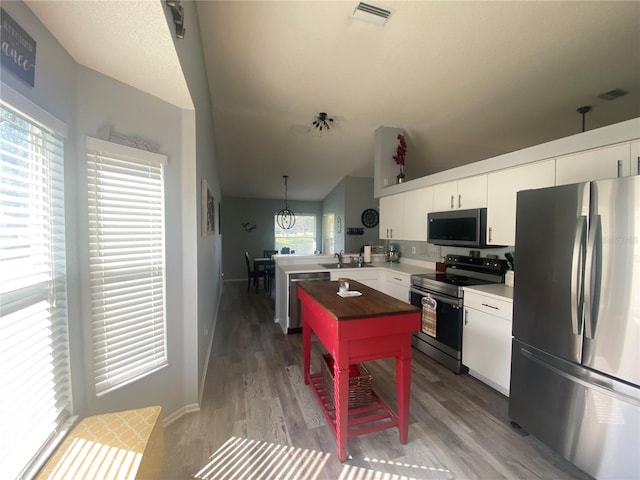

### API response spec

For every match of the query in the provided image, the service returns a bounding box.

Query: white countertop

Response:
[278,261,436,276]
[464,283,514,302]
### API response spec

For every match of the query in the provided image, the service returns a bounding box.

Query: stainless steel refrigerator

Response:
[509,176,640,480]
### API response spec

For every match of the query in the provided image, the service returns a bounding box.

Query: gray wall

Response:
[1,1,219,421]
[172,0,223,410]
[1,0,85,413]
[322,178,346,253]
[221,197,323,280]
[343,176,379,253]
[322,176,380,255]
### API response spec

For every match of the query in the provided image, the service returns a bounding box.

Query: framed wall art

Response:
[202,179,215,236]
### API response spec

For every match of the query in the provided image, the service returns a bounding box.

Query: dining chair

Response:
[244,252,254,292]
[244,252,269,292]
[262,250,277,294]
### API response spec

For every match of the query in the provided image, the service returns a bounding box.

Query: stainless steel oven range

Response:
[410,254,507,373]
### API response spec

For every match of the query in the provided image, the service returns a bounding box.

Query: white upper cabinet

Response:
[380,187,433,241]
[379,194,404,240]
[555,143,632,185]
[486,160,555,246]
[433,175,487,211]
[402,186,433,241]
[631,141,640,176]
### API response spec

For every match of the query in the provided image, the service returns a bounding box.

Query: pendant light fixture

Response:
[577,105,591,132]
[276,175,296,229]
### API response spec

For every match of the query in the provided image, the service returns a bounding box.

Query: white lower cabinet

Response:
[379,270,410,302]
[330,269,378,289]
[462,290,513,396]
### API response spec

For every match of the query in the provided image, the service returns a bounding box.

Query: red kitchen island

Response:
[298,279,421,462]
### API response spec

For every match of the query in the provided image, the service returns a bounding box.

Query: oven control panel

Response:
[445,254,507,272]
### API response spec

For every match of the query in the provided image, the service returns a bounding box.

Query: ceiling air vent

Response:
[598,88,628,101]
[353,2,391,25]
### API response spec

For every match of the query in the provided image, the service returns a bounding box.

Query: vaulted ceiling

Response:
[26,1,640,201]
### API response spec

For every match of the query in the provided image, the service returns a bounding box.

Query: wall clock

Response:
[361,208,379,228]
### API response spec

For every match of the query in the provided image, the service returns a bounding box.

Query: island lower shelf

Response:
[308,371,398,439]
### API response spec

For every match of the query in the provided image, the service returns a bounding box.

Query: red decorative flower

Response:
[393,134,407,166]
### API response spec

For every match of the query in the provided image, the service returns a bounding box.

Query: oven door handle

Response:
[410,288,462,307]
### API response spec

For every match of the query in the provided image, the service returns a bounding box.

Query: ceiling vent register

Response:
[353,2,391,25]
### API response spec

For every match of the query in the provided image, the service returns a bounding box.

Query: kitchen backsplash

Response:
[381,239,515,265]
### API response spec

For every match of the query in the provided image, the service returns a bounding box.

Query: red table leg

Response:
[396,339,412,444]
[334,350,350,462]
[302,316,311,385]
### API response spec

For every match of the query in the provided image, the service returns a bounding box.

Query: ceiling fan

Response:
[312,112,334,134]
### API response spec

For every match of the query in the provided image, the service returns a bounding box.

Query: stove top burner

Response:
[411,254,508,298]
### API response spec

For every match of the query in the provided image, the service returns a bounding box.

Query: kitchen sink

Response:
[317,263,374,269]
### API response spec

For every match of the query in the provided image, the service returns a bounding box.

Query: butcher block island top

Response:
[297,279,419,322]
[298,280,420,462]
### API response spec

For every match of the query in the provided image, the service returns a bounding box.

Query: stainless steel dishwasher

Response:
[288,271,330,333]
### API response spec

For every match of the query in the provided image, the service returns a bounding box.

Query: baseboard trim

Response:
[199,285,223,404]
[163,403,200,427]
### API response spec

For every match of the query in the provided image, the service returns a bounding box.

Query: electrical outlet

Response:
[411,246,416,254]
[383,178,389,186]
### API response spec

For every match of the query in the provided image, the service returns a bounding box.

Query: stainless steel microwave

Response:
[427,208,490,247]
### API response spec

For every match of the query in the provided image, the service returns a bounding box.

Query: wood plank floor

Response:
[162,281,592,479]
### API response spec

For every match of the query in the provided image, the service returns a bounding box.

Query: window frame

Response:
[86,137,169,396]
[0,83,73,479]
[274,213,317,255]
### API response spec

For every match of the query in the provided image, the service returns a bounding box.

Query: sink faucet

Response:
[334,250,343,265]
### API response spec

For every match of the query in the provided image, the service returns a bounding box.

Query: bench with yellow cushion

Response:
[36,406,163,479]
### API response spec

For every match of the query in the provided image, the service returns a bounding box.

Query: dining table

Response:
[252,257,274,293]
[298,279,420,462]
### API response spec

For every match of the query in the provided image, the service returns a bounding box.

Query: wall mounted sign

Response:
[1,8,36,87]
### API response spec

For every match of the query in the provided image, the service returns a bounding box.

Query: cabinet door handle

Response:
[450,195,454,209]
[617,159,622,178]
[488,227,493,243]
[637,156,640,176]
[482,303,499,310]
[464,309,469,325]
[458,194,462,208]
[390,229,393,239]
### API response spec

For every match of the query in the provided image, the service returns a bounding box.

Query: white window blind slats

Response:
[0,102,71,479]
[87,148,167,395]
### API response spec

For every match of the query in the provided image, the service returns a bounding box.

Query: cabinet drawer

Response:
[381,271,410,287]
[330,269,378,282]
[464,291,512,320]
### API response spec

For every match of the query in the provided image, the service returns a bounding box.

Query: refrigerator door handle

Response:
[570,216,586,335]
[584,214,601,339]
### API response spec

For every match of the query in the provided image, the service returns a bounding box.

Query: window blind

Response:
[0,102,71,479]
[87,144,167,395]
